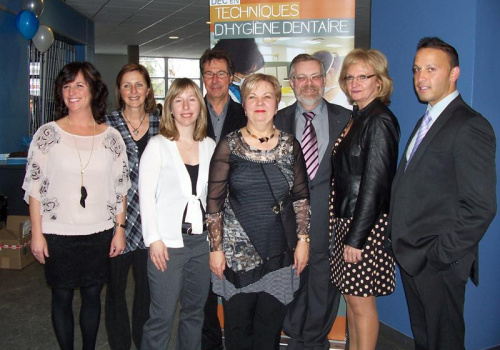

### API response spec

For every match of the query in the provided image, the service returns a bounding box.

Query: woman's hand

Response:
[210,251,226,280]
[293,241,309,276]
[149,240,169,272]
[109,229,126,257]
[31,233,49,264]
[344,245,362,263]
[29,196,48,264]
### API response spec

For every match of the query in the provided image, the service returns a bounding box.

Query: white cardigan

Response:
[139,135,216,248]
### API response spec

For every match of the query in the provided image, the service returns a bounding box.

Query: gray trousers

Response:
[141,233,211,350]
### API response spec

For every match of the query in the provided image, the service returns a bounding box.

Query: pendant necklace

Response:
[246,125,276,143]
[123,110,146,136]
[67,118,95,208]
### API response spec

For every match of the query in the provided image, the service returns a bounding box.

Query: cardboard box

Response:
[0,230,35,269]
[4,215,32,239]
[0,216,35,269]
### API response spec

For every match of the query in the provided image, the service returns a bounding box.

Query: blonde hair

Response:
[240,73,281,106]
[339,49,393,106]
[159,78,207,141]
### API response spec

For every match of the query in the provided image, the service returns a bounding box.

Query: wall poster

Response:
[209,0,355,110]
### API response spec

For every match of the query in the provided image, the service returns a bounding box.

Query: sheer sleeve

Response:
[206,138,231,252]
[291,138,310,236]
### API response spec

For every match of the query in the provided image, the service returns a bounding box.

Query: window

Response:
[29,40,76,134]
[139,57,202,107]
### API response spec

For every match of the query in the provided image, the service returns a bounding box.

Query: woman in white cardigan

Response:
[139,78,216,350]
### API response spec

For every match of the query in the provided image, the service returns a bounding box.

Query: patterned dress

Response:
[206,130,310,304]
[329,119,396,297]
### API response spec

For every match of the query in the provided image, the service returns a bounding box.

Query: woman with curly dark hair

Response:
[23,61,131,350]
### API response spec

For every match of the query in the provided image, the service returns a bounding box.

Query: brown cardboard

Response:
[0,228,35,269]
[4,215,31,239]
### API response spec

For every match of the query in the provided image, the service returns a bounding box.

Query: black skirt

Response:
[44,229,113,289]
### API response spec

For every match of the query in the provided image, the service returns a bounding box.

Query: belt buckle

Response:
[187,226,192,235]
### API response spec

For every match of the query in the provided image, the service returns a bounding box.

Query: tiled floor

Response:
[0,261,414,350]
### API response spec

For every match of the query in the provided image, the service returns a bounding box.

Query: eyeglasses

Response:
[343,74,376,83]
[202,71,229,79]
[290,74,324,83]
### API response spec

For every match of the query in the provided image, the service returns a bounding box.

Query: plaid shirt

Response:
[106,110,160,253]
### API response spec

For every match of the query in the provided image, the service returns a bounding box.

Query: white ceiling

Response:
[63,0,210,58]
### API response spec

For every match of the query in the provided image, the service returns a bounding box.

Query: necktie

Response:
[406,111,432,169]
[302,111,319,179]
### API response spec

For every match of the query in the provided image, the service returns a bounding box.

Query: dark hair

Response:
[54,61,108,123]
[156,103,163,117]
[115,63,156,113]
[289,53,325,78]
[417,37,459,68]
[199,48,235,76]
[160,78,207,141]
[213,39,264,75]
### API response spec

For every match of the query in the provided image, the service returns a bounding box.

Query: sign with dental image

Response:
[209,0,355,109]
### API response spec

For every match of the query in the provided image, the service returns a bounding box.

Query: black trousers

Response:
[283,251,341,350]
[222,292,288,350]
[202,286,223,350]
[400,253,474,350]
[105,248,150,350]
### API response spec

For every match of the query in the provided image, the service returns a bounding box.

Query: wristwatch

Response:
[298,236,310,243]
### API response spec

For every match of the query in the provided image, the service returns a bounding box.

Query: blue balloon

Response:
[15,10,39,40]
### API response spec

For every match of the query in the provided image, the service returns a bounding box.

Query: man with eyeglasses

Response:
[199,48,246,350]
[200,48,247,144]
[275,53,350,350]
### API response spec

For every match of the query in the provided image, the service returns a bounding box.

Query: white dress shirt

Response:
[406,90,459,160]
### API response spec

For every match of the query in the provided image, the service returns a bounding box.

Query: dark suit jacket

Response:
[205,97,246,141]
[390,95,496,285]
[274,100,350,254]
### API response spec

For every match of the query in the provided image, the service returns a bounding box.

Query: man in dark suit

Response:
[275,54,350,350]
[390,37,496,350]
[199,48,246,350]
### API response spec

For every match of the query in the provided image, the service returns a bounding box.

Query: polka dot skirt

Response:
[329,215,396,297]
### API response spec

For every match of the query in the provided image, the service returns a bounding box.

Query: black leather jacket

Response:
[332,98,400,249]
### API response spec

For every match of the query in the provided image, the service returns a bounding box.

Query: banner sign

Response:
[209,0,355,108]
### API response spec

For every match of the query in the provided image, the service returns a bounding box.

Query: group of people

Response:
[23,35,495,350]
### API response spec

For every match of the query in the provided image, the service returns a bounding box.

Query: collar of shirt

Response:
[426,90,459,128]
[207,97,230,119]
[207,97,230,142]
[294,99,329,161]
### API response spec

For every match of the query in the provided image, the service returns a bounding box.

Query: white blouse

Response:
[139,135,216,248]
[23,122,131,235]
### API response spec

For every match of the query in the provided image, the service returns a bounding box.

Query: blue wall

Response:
[372,0,500,349]
[0,0,94,153]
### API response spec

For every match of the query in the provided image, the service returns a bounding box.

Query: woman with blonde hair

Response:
[139,78,216,349]
[330,49,399,350]
[207,73,310,349]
